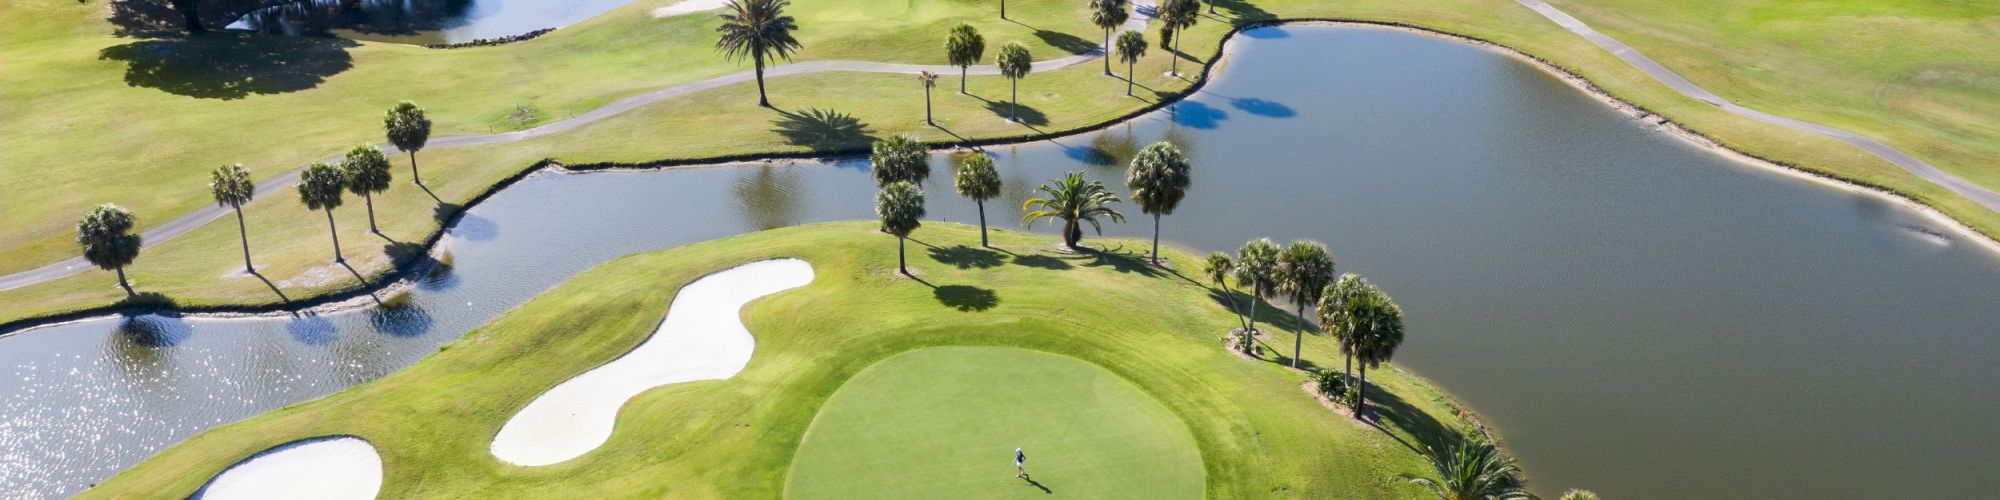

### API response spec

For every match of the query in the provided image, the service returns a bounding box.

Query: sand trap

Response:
[490,259,814,466]
[652,0,731,18]
[194,436,382,500]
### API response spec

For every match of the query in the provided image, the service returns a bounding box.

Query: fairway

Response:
[786,347,1203,499]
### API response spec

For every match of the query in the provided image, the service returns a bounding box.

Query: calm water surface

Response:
[6,26,2000,499]
[229,0,639,44]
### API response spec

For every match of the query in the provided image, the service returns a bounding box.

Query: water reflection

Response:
[733,164,803,231]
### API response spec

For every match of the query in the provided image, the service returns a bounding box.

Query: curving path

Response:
[0,5,1152,293]
[489,259,813,466]
[1515,0,2000,213]
[191,436,382,500]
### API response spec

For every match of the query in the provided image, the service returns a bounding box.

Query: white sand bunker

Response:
[194,436,382,500]
[652,0,732,18]
[490,259,814,466]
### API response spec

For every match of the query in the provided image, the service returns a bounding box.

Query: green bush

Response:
[1310,370,1348,399]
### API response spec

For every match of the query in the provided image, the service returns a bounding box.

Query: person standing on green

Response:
[1014,447,1028,478]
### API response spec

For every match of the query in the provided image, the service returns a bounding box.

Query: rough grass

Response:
[8,0,2000,329]
[79,222,1479,498]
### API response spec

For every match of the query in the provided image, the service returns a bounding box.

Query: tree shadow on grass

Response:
[97,31,357,99]
[1362,379,1460,455]
[1011,253,1072,270]
[934,285,999,311]
[105,0,187,38]
[928,245,1004,269]
[981,98,1050,127]
[771,108,877,150]
[1213,0,1277,22]
[1078,244,1162,277]
[1033,29,1096,55]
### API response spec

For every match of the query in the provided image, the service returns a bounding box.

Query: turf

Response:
[786,346,1204,499]
[79,222,1480,498]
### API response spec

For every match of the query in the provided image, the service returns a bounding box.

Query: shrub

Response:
[1311,370,1348,399]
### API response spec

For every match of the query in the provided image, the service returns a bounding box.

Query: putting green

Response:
[786,346,1204,499]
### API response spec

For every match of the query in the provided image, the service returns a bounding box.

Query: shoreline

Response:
[6,19,1998,338]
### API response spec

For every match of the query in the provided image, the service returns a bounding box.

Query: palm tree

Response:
[945,24,986,94]
[75,203,141,295]
[1277,240,1335,368]
[1125,141,1191,265]
[1233,238,1278,354]
[1201,252,1248,330]
[1317,273,1368,385]
[384,101,432,184]
[918,70,939,125]
[1403,433,1533,500]
[1116,30,1148,96]
[1158,0,1200,76]
[1089,0,1130,75]
[342,146,393,235]
[876,181,926,275]
[954,154,1002,247]
[715,0,802,108]
[1022,172,1126,250]
[1348,282,1405,416]
[870,135,931,187]
[298,162,348,263]
[1559,490,1599,500]
[996,42,1033,122]
[209,164,257,273]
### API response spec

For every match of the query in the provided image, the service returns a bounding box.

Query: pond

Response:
[5,26,2000,499]
[228,0,641,44]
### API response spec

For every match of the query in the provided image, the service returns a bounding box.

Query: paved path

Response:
[0,5,1153,292]
[1516,0,2000,212]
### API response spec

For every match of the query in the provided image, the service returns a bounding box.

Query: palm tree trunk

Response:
[1293,301,1306,368]
[961,65,969,94]
[1150,213,1161,264]
[1244,286,1259,353]
[924,84,933,125]
[1344,343,1354,388]
[1009,78,1019,122]
[171,0,204,33]
[235,207,253,273]
[364,192,379,234]
[115,266,132,295]
[1062,220,1080,248]
[977,200,989,247]
[1000,0,1006,19]
[1219,283,1247,329]
[898,236,908,274]
[1356,363,1368,418]
[325,209,344,262]
[408,151,422,184]
[754,56,770,107]
[1102,29,1112,75]
[1173,34,1183,76]
[1127,59,1136,96]
[1208,0,1215,14]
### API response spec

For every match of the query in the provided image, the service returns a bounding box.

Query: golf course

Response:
[79,223,1478,498]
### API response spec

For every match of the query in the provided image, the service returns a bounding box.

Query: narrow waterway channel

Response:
[4,26,1998,499]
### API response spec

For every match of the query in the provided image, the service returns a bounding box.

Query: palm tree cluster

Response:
[1158,0,1201,76]
[1321,275,1403,415]
[73,99,435,291]
[1022,172,1126,250]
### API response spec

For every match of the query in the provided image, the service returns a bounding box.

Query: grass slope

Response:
[10,0,1999,329]
[786,346,1205,499]
[81,222,1481,498]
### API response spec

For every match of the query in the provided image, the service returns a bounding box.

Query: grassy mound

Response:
[83,222,1477,498]
[786,346,1203,499]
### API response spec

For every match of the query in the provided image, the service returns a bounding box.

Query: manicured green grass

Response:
[1549,0,2000,195]
[81,222,1479,498]
[786,346,1204,499]
[10,0,2000,329]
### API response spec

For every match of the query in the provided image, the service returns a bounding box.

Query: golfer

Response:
[1014,447,1028,478]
